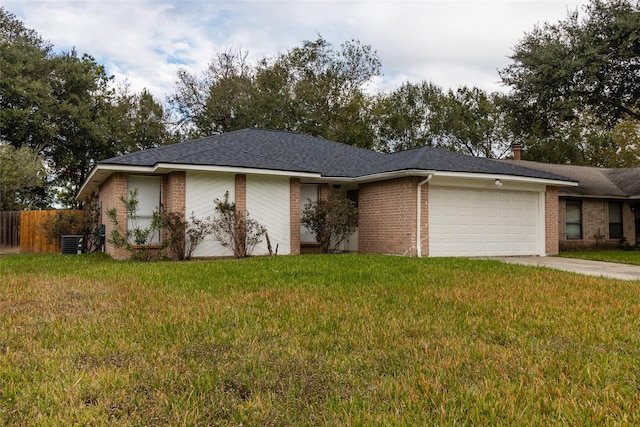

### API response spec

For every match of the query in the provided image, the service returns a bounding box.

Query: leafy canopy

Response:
[0,8,173,208]
[500,0,640,165]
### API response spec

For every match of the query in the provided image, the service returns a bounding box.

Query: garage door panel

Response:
[429,187,541,257]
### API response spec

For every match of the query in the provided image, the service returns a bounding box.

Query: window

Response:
[347,189,359,208]
[127,176,162,244]
[300,184,319,243]
[608,201,623,239]
[565,200,582,240]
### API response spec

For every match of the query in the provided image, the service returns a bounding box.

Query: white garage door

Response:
[429,187,542,257]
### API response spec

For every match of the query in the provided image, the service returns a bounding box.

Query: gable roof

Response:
[79,129,576,200]
[500,160,640,199]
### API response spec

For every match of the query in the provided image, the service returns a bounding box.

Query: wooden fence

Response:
[19,210,83,254]
[1,211,21,248]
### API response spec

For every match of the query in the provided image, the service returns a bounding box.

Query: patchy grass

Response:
[1,254,639,425]
[558,250,640,266]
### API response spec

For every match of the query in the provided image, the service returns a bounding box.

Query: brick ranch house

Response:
[502,158,640,250]
[77,129,577,259]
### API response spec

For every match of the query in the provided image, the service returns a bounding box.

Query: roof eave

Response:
[76,162,323,202]
[560,192,640,200]
[302,169,437,184]
[431,171,578,187]
[78,164,579,202]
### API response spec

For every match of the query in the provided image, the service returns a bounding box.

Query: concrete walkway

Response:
[491,256,640,281]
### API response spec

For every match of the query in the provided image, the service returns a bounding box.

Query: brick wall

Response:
[545,187,559,255]
[358,177,418,256]
[99,172,128,259]
[290,178,301,255]
[622,202,636,246]
[559,197,634,250]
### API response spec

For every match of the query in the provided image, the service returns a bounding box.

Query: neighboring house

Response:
[77,129,576,259]
[501,160,640,250]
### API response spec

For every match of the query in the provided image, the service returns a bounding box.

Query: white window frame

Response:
[127,176,162,244]
[565,200,583,240]
[300,184,319,243]
[608,201,623,240]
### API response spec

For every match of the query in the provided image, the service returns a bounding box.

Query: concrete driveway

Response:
[492,256,640,281]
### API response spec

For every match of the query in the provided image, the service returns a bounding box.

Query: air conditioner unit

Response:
[61,235,83,255]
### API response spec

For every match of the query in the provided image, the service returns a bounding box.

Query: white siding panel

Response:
[186,171,235,257]
[429,187,541,257]
[246,175,291,255]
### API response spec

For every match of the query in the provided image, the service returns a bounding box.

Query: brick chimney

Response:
[512,142,522,161]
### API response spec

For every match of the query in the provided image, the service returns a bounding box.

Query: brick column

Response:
[101,172,129,259]
[290,178,301,255]
[319,183,330,201]
[165,172,186,215]
[235,174,247,212]
[545,186,559,255]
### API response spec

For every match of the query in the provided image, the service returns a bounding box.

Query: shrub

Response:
[301,192,358,254]
[211,191,266,258]
[106,189,166,261]
[41,200,101,252]
[160,210,213,261]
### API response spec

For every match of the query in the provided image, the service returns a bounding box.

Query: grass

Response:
[1,253,639,425]
[558,249,640,266]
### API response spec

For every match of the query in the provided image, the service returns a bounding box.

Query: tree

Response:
[48,50,114,207]
[276,36,380,148]
[301,193,358,254]
[440,87,513,158]
[170,48,255,138]
[1,9,173,207]
[106,85,174,155]
[170,36,381,148]
[0,144,47,210]
[500,0,640,165]
[0,8,55,151]
[373,81,447,152]
[374,83,512,158]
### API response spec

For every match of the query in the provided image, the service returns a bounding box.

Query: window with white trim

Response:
[565,200,582,240]
[128,176,162,244]
[300,184,319,243]
[608,201,623,239]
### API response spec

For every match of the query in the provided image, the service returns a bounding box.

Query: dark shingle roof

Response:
[370,145,570,181]
[605,168,640,196]
[101,129,384,177]
[99,129,572,182]
[500,160,640,197]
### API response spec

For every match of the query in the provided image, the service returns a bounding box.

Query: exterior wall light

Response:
[495,179,503,187]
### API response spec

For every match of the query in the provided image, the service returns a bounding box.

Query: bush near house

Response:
[1,254,639,425]
[301,193,358,253]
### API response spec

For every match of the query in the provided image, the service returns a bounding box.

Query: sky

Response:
[5,0,589,101]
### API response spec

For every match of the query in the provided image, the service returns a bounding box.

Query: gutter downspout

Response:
[416,174,433,257]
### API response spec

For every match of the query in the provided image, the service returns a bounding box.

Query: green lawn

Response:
[1,254,639,425]
[558,249,640,266]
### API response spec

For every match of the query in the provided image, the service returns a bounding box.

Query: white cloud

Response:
[4,0,588,100]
